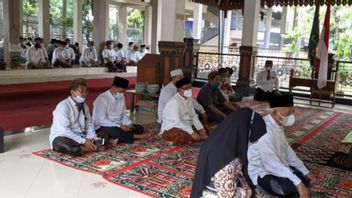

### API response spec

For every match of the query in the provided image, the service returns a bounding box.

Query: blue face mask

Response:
[75,95,85,104]
[212,82,221,89]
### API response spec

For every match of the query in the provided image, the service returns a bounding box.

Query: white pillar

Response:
[264,8,272,48]
[3,0,22,69]
[38,0,50,46]
[73,0,83,46]
[118,5,128,46]
[192,4,202,40]
[280,7,287,48]
[151,0,161,53]
[223,11,232,52]
[93,0,109,60]
[143,5,152,45]
[160,0,185,42]
[241,0,260,46]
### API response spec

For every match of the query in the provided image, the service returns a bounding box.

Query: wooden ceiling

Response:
[189,0,352,9]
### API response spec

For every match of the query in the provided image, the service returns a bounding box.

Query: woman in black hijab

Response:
[191,107,267,198]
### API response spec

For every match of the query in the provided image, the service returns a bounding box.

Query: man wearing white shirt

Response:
[126,44,140,65]
[50,78,102,156]
[138,44,147,60]
[64,38,76,64]
[254,60,281,101]
[124,42,133,58]
[93,76,150,144]
[157,69,207,124]
[102,40,125,72]
[26,37,49,69]
[80,41,99,67]
[248,95,314,198]
[160,78,208,145]
[52,41,73,68]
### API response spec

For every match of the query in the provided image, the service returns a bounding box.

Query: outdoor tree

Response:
[82,0,93,43]
[23,0,39,37]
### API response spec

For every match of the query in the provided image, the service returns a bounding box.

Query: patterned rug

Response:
[34,101,352,197]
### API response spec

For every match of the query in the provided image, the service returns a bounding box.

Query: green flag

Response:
[308,3,320,67]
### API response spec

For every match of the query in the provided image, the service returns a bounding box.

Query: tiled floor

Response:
[0,113,155,198]
[0,101,350,198]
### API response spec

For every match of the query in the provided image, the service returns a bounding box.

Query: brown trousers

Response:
[162,128,193,145]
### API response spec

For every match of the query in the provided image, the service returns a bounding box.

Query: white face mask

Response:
[75,95,85,104]
[114,92,124,100]
[183,89,192,98]
[280,114,295,127]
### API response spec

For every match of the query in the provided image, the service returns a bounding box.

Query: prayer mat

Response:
[294,144,351,171]
[33,122,164,175]
[255,162,352,198]
[33,104,352,197]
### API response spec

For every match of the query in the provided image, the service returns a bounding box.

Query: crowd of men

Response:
[49,58,313,197]
[9,36,149,71]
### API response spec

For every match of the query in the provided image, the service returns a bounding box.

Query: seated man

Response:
[102,41,125,72]
[248,95,314,198]
[26,37,49,69]
[157,69,207,123]
[93,76,150,144]
[197,71,237,123]
[64,38,76,65]
[126,44,140,65]
[80,41,99,67]
[218,68,242,104]
[160,78,208,145]
[52,41,73,68]
[49,78,101,157]
[254,60,280,101]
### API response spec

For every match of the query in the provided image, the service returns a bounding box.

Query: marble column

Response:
[118,5,127,46]
[264,8,272,49]
[3,0,22,69]
[92,0,109,61]
[38,0,50,45]
[223,11,232,53]
[280,7,287,48]
[160,0,185,42]
[151,0,161,53]
[144,5,152,46]
[235,0,260,96]
[73,0,83,46]
[192,4,202,41]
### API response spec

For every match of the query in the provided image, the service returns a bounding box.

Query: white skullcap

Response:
[170,69,183,77]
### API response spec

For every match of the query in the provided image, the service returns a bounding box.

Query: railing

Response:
[254,56,312,90]
[336,61,352,97]
[194,52,241,82]
[198,45,309,58]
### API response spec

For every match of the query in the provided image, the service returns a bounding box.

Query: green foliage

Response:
[82,0,93,42]
[23,0,38,24]
[282,30,301,53]
[127,8,144,33]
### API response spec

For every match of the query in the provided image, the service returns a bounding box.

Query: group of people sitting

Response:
[49,61,313,197]
[11,36,149,71]
[49,77,151,156]
[101,41,149,72]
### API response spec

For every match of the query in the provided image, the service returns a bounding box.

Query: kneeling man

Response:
[248,95,314,198]
[49,78,100,156]
[160,78,208,145]
[93,76,149,144]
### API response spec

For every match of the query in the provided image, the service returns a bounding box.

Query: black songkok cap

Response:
[176,78,191,88]
[112,76,129,89]
[270,95,294,108]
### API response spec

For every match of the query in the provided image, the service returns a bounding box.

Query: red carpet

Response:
[0,77,136,132]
